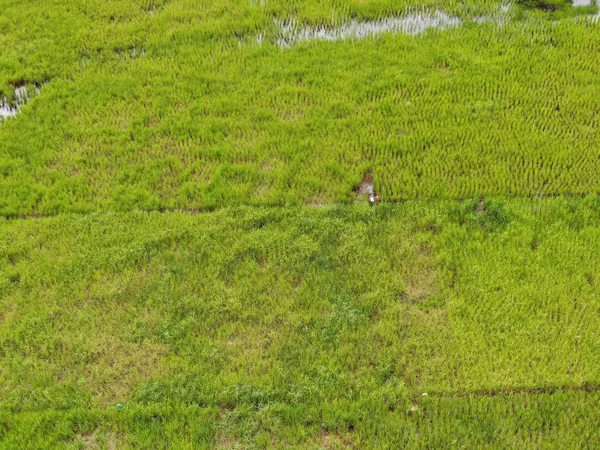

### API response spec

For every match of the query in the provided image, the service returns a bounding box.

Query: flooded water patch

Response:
[264,4,519,48]
[253,2,600,48]
[0,82,44,123]
[473,3,512,25]
[573,0,598,6]
[0,99,18,120]
[275,9,461,47]
[585,0,600,20]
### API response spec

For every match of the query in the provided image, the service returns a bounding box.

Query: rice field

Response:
[1,0,600,447]
[1,1,600,216]
[2,200,600,447]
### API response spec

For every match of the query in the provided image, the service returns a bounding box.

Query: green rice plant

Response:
[0,199,599,447]
[1,391,599,448]
[1,2,600,216]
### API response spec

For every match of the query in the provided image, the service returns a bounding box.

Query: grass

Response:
[1,199,600,447]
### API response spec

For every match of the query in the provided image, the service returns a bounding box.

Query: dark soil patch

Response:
[354,169,374,196]
[517,0,563,12]
[538,3,560,11]
[9,79,27,88]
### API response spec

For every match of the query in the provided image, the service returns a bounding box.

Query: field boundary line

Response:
[422,382,600,399]
[2,384,600,417]
[2,192,599,222]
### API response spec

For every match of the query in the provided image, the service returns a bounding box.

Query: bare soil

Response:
[354,169,374,197]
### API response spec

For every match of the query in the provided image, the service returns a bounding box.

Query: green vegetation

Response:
[2,0,600,447]
[2,391,600,448]
[2,199,600,447]
[1,3,600,216]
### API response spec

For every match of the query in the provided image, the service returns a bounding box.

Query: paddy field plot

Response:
[2,200,600,447]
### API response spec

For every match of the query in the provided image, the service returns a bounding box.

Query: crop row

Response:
[1,390,599,448]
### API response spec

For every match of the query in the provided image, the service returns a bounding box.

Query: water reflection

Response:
[276,10,461,48]
[0,84,42,123]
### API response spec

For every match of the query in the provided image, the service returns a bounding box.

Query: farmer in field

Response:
[369,192,381,206]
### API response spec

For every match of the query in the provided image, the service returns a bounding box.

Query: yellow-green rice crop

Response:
[1,2,599,216]
[1,199,600,447]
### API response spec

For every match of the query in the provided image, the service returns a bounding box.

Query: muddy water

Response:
[587,0,600,20]
[270,4,520,48]
[276,10,461,47]
[473,3,512,25]
[574,0,600,16]
[0,85,39,122]
[0,98,19,120]
[263,2,600,48]
[14,86,28,103]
